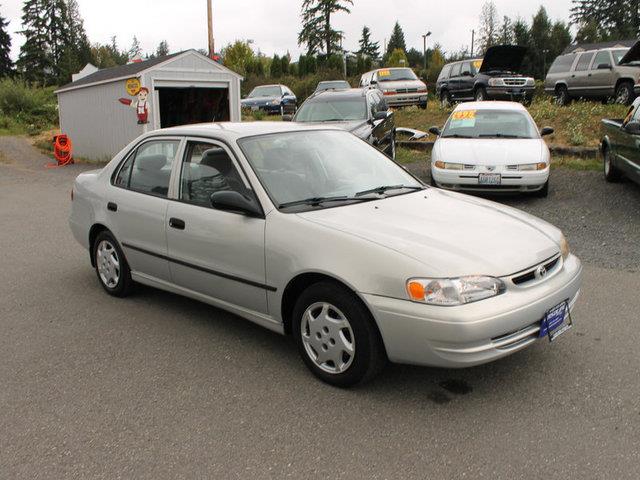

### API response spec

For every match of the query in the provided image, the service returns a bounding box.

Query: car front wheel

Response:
[615,82,634,105]
[292,281,387,387]
[603,146,622,182]
[93,230,133,297]
[475,87,487,101]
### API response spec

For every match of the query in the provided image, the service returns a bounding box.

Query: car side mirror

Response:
[540,127,554,137]
[624,121,640,135]
[210,191,262,217]
[373,111,388,120]
[597,63,612,70]
[429,126,442,136]
[282,114,293,122]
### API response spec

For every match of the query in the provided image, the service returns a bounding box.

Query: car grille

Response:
[503,78,526,86]
[395,88,418,94]
[512,255,561,286]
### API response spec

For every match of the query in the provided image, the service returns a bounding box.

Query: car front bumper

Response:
[431,166,549,193]
[384,93,428,107]
[364,254,582,368]
[486,86,535,101]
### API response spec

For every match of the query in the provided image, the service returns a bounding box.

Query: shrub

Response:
[0,78,58,134]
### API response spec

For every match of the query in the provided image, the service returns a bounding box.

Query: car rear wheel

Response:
[292,281,387,387]
[93,231,133,297]
[474,87,487,102]
[615,82,634,106]
[603,146,622,182]
[555,86,570,106]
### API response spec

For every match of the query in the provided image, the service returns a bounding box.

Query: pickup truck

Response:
[601,116,640,186]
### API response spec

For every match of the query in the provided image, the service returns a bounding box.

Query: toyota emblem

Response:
[537,265,547,278]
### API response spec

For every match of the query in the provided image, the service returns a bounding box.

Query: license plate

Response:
[478,173,501,185]
[539,301,572,341]
[251,105,259,111]
[512,89,522,95]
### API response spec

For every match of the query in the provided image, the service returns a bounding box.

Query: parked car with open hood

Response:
[241,84,297,115]
[430,101,554,196]
[290,88,396,158]
[436,45,535,105]
[69,122,581,387]
[359,68,428,109]
[544,41,640,106]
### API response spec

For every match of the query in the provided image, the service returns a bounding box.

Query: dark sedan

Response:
[289,88,396,159]
[241,84,297,115]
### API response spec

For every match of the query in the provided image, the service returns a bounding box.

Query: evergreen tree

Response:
[281,53,290,75]
[571,0,639,41]
[297,54,308,77]
[17,0,52,84]
[529,6,552,79]
[478,1,499,53]
[270,54,282,77]
[128,36,142,60]
[58,0,92,83]
[0,5,12,76]
[357,25,379,60]
[298,0,353,56]
[385,21,406,58]
[156,40,170,57]
[405,48,423,68]
[499,16,513,44]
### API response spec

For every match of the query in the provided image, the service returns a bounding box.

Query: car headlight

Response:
[525,78,535,87]
[560,234,570,260]
[518,163,548,171]
[488,78,505,87]
[434,161,463,170]
[271,100,280,105]
[406,276,506,306]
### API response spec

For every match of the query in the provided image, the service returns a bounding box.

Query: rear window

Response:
[575,52,595,71]
[438,65,452,81]
[548,54,575,74]
[450,63,462,77]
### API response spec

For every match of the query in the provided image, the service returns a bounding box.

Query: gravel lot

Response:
[1,137,639,479]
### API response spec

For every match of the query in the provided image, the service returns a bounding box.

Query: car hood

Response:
[435,138,544,165]
[619,41,640,65]
[377,79,426,90]
[241,96,278,105]
[480,45,527,73]
[296,189,560,278]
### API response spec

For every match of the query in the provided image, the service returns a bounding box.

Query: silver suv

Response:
[544,42,640,105]
[359,68,428,109]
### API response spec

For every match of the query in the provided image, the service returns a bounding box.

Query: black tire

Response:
[603,146,623,182]
[419,101,427,110]
[615,82,635,106]
[474,87,487,102]
[93,230,133,297]
[534,180,549,198]
[292,281,387,387]
[555,85,570,106]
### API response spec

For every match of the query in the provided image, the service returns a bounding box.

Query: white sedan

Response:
[430,102,554,196]
[70,122,581,387]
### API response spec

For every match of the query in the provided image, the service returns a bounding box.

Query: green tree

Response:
[478,1,499,53]
[270,54,282,77]
[298,0,353,56]
[574,19,601,43]
[0,5,13,76]
[357,25,379,60]
[222,40,254,75]
[385,21,406,60]
[17,0,52,84]
[529,6,552,79]
[128,36,142,60]
[426,44,445,83]
[156,40,170,57]
[386,48,408,67]
[298,54,308,77]
[571,0,639,41]
[281,54,290,75]
[406,48,423,68]
[499,16,513,44]
[58,0,93,82]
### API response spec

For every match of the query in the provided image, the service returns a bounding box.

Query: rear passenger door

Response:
[109,138,182,282]
[458,62,475,99]
[570,51,596,97]
[165,139,268,314]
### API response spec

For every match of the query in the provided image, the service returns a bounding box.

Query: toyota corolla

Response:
[69,122,582,387]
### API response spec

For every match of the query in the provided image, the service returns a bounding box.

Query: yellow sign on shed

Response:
[125,77,141,96]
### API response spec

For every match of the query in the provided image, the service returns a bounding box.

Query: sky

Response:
[2,0,574,63]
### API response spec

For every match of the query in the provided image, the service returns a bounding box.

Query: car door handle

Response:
[169,218,185,230]
[107,202,117,212]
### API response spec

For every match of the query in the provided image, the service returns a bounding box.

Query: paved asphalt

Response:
[1,137,639,479]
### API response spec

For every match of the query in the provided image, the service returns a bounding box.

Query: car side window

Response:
[450,63,462,77]
[179,141,250,209]
[438,65,451,81]
[575,52,595,71]
[461,62,471,75]
[592,51,611,69]
[114,140,179,197]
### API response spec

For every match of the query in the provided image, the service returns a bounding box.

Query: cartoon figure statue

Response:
[118,87,150,124]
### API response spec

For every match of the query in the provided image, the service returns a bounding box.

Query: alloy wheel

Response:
[300,302,355,374]
[96,240,120,288]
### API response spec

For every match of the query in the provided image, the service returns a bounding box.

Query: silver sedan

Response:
[69,122,582,387]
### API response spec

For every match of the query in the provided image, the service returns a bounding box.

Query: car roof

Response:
[151,122,342,140]
[308,88,367,101]
[452,101,527,112]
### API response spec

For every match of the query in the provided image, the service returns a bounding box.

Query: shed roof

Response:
[55,50,242,94]
[562,39,636,54]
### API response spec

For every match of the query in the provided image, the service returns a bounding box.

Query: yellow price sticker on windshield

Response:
[452,110,476,120]
[473,60,483,70]
[378,69,391,77]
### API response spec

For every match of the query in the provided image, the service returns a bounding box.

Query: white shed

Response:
[55,50,243,161]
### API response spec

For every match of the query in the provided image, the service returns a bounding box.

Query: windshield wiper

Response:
[441,133,474,138]
[355,184,424,197]
[279,196,362,209]
[478,133,526,138]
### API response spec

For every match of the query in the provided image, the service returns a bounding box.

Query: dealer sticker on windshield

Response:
[450,110,476,128]
[378,69,391,77]
[539,301,573,342]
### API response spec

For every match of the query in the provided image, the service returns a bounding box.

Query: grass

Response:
[394,96,628,148]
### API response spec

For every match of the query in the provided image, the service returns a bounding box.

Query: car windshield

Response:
[612,48,637,65]
[377,68,418,82]
[238,130,423,209]
[316,81,350,91]
[294,99,367,122]
[248,86,281,98]
[441,109,538,139]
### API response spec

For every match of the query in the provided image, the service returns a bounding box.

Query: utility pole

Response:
[470,29,475,58]
[422,31,432,71]
[207,0,215,58]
